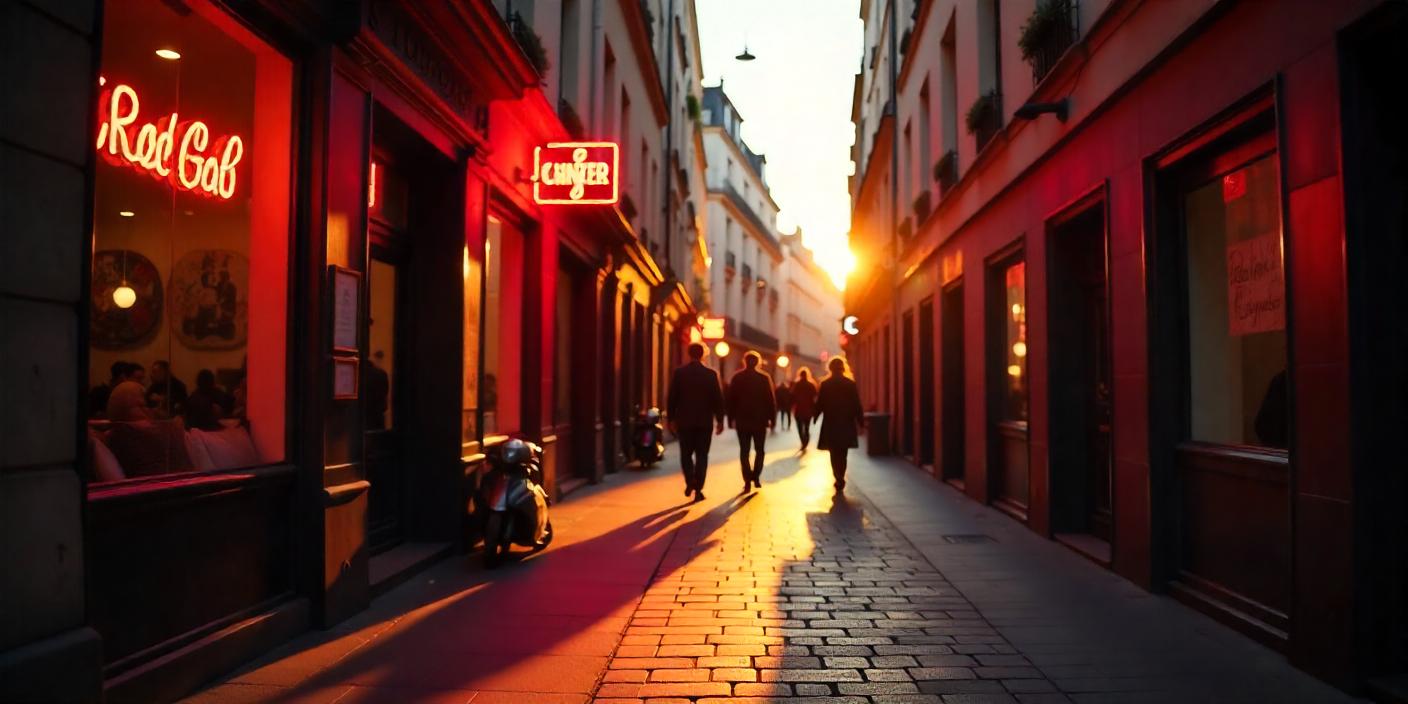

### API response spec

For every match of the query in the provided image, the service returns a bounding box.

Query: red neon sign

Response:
[532,142,619,205]
[95,83,245,200]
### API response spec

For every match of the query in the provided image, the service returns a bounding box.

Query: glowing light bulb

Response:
[714,341,731,358]
[1007,364,1022,378]
[118,210,135,218]
[777,355,790,368]
[1011,303,1022,319]
[155,49,182,60]
[1012,341,1027,358]
[113,285,137,309]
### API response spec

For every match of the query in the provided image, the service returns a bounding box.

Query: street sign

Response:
[532,142,619,205]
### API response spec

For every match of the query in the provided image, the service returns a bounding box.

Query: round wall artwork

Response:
[168,250,249,350]
[91,249,163,349]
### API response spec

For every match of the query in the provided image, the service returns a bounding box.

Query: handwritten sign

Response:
[533,142,619,205]
[1227,232,1285,336]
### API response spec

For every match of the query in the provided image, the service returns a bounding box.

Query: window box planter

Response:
[966,90,1003,151]
[933,149,958,192]
[508,12,550,75]
[913,190,932,222]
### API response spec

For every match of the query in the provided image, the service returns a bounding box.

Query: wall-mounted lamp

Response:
[1013,99,1069,122]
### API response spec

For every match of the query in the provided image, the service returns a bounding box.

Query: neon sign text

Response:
[96,84,244,200]
[532,142,619,205]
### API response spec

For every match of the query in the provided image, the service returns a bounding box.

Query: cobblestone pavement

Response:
[593,442,1069,704]
[186,431,1358,704]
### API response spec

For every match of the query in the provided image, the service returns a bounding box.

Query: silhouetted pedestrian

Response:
[775,381,793,431]
[726,351,776,492]
[667,343,726,501]
[816,357,864,491]
[791,367,818,451]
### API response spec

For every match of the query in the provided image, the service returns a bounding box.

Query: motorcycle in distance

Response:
[476,438,553,568]
[634,406,665,468]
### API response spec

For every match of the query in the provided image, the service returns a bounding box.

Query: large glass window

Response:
[1000,259,1028,422]
[88,0,291,483]
[1185,153,1287,448]
[482,215,523,437]
[86,0,290,481]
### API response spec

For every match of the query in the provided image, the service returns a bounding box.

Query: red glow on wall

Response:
[532,142,619,205]
[95,83,245,200]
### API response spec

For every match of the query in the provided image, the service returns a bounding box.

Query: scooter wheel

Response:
[534,520,554,551]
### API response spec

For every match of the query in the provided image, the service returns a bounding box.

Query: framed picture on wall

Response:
[330,265,361,353]
[332,356,359,400]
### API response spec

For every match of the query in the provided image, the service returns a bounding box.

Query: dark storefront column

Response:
[599,273,621,472]
[0,1,104,700]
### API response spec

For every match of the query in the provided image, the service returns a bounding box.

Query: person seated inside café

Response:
[145,360,188,419]
[88,361,146,418]
[184,369,232,432]
[103,373,193,478]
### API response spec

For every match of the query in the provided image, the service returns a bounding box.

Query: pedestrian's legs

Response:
[750,431,767,484]
[736,429,753,486]
[796,415,811,448]
[679,430,698,495]
[692,428,713,493]
[829,448,848,488]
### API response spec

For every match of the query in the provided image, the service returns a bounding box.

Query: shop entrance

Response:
[1048,202,1113,549]
[940,281,965,486]
[1341,3,1408,689]
[901,309,915,459]
[363,106,461,557]
[918,297,936,471]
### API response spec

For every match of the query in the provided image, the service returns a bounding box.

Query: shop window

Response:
[483,215,523,437]
[1185,154,1287,448]
[998,259,1028,422]
[554,265,576,426]
[462,243,482,447]
[87,0,291,483]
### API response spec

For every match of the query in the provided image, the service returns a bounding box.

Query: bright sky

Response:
[696,0,862,289]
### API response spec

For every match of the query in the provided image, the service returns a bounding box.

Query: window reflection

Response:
[1003,260,1028,422]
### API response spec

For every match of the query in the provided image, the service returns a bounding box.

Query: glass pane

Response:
[462,244,481,445]
[555,267,574,425]
[366,258,396,430]
[89,0,289,483]
[1185,153,1287,448]
[483,219,502,436]
[1003,260,1028,422]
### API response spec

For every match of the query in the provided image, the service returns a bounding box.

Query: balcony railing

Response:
[933,149,958,193]
[738,321,779,351]
[966,90,1003,153]
[1019,0,1079,84]
[507,12,549,75]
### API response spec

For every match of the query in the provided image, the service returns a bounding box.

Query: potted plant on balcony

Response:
[1018,0,1075,82]
[933,149,958,191]
[965,90,999,135]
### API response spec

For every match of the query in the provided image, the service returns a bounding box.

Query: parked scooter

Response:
[634,406,665,468]
[477,438,553,568]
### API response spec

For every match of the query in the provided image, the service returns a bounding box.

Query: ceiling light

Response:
[155,49,182,60]
[118,210,135,217]
[113,285,137,309]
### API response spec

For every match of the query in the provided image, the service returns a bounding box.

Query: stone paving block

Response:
[709,668,758,682]
[910,667,977,680]
[634,682,731,697]
[759,668,864,682]
[836,681,922,695]
[646,669,710,683]
[865,668,915,682]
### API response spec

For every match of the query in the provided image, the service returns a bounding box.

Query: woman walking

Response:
[815,357,864,490]
[790,367,819,451]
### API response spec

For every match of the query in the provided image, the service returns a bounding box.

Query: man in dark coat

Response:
[726,351,777,492]
[775,381,793,431]
[667,342,725,501]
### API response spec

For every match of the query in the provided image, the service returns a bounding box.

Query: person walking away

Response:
[666,343,725,501]
[775,381,793,432]
[726,351,776,491]
[790,367,819,451]
[816,357,864,491]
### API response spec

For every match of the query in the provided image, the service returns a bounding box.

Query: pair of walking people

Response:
[666,343,865,499]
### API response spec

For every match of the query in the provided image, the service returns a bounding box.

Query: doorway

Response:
[901,309,915,459]
[940,281,965,486]
[1341,3,1408,689]
[918,297,936,471]
[365,247,405,553]
[1048,200,1113,552]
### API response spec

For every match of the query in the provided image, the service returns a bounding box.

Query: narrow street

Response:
[187,432,1353,704]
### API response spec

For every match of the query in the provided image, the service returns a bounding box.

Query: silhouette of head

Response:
[688,342,705,360]
[798,367,811,381]
[828,357,848,377]
[744,351,761,369]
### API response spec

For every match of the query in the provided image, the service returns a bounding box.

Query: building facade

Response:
[701,86,785,377]
[779,230,845,379]
[0,0,701,701]
[847,0,1406,695]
